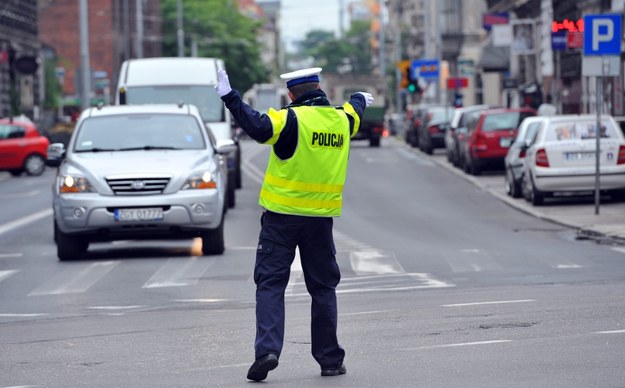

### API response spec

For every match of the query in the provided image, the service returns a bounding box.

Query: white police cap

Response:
[280,67,322,88]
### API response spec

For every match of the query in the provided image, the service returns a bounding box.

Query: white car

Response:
[47,104,236,261]
[521,114,625,205]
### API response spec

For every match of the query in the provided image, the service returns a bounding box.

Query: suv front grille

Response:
[106,177,170,196]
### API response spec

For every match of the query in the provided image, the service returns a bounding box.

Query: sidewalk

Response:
[424,147,625,245]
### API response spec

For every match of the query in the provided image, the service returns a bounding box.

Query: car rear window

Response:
[74,114,206,152]
[428,107,454,122]
[482,112,533,132]
[545,120,620,141]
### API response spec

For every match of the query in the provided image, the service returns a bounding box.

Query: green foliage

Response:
[295,20,373,75]
[160,0,268,92]
[43,60,60,109]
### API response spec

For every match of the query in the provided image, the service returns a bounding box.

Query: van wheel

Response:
[57,228,88,261]
[369,136,380,147]
[227,172,236,209]
[202,219,225,255]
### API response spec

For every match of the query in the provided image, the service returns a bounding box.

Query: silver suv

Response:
[47,104,235,261]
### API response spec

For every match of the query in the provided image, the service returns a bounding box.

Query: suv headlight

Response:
[182,171,217,190]
[60,175,94,193]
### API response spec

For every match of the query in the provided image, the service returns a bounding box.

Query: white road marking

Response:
[611,247,625,254]
[29,261,119,295]
[595,330,625,334]
[175,299,227,303]
[350,250,404,275]
[0,269,19,283]
[342,309,395,317]
[411,340,513,350]
[443,299,535,307]
[556,264,582,269]
[0,208,52,236]
[142,257,215,288]
[0,253,23,258]
[0,313,48,317]
[286,248,303,295]
[88,306,144,310]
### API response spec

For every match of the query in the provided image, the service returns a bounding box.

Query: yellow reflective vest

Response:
[260,103,361,217]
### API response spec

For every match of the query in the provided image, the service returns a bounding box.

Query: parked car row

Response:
[405,104,625,206]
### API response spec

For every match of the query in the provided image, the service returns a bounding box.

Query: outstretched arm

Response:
[216,70,274,143]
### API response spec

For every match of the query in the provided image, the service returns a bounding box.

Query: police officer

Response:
[214,67,373,381]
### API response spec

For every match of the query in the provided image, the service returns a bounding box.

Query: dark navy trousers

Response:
[253,210,345,369]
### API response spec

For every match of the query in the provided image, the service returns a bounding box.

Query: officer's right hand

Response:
[215,70,232,97]
[356,92,374,107]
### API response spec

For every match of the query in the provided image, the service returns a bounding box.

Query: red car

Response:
[0,116,49,176]
[459,107,536,175]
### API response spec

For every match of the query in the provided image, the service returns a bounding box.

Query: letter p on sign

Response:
[584,14,622,56]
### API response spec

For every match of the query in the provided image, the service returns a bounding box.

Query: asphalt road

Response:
[1,137,624,387]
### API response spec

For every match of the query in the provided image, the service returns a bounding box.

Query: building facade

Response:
[0,0,41,119]
[38,0,161,110]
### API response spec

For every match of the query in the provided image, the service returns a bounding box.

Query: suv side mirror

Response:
[46,143,66,167]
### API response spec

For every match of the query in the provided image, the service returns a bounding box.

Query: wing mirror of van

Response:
[215,139,237,155]
[46,143,66,167]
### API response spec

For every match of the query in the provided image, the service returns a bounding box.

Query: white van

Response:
[115,57,240,208]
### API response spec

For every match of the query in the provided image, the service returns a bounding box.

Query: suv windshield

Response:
[74,114,206,152]
[125,85,224,122]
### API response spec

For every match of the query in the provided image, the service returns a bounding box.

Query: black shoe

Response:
[247,353,279,381]
[321,364,346,377]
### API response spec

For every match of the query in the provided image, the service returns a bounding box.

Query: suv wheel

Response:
[56,226,88,261]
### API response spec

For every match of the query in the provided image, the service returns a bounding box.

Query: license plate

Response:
[500,137,512,147]
[114,208,163,222]
[565,152,595,161]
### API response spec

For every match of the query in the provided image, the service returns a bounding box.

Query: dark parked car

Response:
[459,107,537,175]
[0,115,49,176]
[445,105,490,167]
[404,104,438,147]
[417,106,454,155]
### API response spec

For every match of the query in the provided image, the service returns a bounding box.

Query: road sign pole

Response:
[595,71,602,215]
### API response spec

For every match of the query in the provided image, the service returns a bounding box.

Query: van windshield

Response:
[125,85,224,122]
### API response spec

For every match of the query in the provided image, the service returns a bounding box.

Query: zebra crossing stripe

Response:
[0,269,19,283]
[29,261,119,295]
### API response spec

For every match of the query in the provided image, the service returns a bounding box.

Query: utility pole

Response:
[135,0,144,58]
[177,0,184,57]
[395,2,403,113]
[79,0,91,110]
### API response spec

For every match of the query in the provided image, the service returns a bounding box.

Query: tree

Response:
[293,21,373,75]
[160,0,268,93]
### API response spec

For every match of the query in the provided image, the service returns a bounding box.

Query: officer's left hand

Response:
[356,92,374,107]
[215,70,232,97]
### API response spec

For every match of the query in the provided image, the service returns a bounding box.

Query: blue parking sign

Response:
[583,14,622,56]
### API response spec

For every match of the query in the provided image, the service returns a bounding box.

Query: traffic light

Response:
[406,67,420,94]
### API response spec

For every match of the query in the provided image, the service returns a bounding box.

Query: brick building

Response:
[38,0,162,109]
